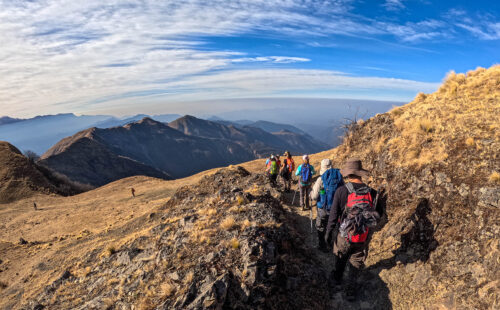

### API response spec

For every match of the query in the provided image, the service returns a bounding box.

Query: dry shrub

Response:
[489,172,500,184]
[220,216,237,230]
[160,281,176,297]
[415,92,427,102]
[183,271,194,284]
[236,195,245,205]
[230,237,240,249]
[0,281,7,290]
[107,245,117,256]
[417,119,434,133]
[465,137,475,147]
[241,219,252,230]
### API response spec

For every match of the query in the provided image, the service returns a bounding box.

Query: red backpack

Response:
[339,183,379,243]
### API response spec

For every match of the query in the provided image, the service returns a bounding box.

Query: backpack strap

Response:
[345,182,355,194]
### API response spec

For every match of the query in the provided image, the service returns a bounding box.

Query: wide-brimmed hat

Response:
[340,158,369,177]
[320,158,332,175]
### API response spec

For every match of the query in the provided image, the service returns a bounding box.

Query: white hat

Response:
[320,158,332,175]
[271,155,275,159]
[302,154,309,160]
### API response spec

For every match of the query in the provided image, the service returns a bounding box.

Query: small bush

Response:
[418,119,434,133]
[465,137,475,147]
[160,282,176,297]
[415,92,427,102]
[236,195,245,205]
[230,237,240,249]
[489,172,500,184]
[23,150,40,163]
[107,246,116,256]
[0,281,7,290]
[183,271,194,284]
[220,216,237,230]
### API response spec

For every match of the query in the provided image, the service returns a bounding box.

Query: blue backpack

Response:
[300,164,312,184]
[318,168,342,211]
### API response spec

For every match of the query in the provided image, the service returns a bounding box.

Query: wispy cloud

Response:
[232,56,310,63]
[383,0,406,12]
[0,1,496,117]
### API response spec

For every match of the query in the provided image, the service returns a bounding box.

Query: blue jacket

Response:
[295,163,315,185]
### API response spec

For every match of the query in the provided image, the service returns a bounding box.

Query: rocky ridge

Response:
[311,65,499,308]
[23,167,329,309]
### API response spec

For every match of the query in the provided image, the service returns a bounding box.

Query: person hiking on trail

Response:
[33,202,37,211]
[280,151,295,192]
[266,155,279,185]
[324,158,382,301]
[131,188,136,198]
[310,159,343,252]
[295,155,315,210]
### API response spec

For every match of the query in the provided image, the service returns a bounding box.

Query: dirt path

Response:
[280,185,393,310]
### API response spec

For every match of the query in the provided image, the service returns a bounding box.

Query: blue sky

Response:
[0,0,498,118]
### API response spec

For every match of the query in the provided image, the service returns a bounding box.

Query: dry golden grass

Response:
[106,245,116,256]
[383,65,500,167]
[220,216,237,230]
[230,237,240,249]
[241,219,253,230]
[198,207,217,217]
[236,195,246,205]
[183,271,194,284]
[465,137,475,147]
[489,172,500,184]
[160,281,176,297]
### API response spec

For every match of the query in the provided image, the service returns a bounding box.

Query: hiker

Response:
[266,155,279,185]
[295,155,315,210]
[324,158,382,301]
[310,159,343,252]
[33,202,37,211]
[280,151,295,192]
[131,188,136,198]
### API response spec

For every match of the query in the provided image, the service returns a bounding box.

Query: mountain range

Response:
[39,116,327,186]
[0,113,181,154]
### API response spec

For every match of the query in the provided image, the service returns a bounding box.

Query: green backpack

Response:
[269,161,278,175]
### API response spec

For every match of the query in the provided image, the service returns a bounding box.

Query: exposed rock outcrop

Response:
[24,167,329,309]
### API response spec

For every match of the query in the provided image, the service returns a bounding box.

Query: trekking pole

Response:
[310,205,313,234]
[291,182,298,206]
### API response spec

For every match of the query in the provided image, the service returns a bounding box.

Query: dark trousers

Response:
[332,233,367,289]
[269,173,277,185]
[316,208,329,248]
[281,171,291,191]
[299,185,311,209]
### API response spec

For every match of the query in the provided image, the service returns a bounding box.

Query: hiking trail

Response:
[281,185,392,309]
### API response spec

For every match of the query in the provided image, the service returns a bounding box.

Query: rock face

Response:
[23,167,329,309]
[40,116,328,187]
[0,141,56,203]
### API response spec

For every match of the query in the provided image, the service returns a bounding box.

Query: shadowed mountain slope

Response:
[169,115,328,155]
[39,118,256,186]
[0,141,57,203]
